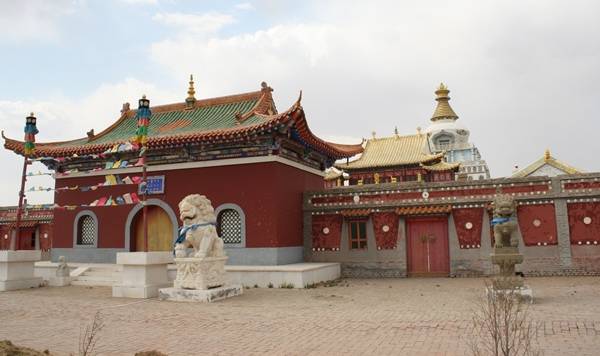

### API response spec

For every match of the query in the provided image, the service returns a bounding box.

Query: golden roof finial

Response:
[371,131,376,139]
[394,126,399,136]
[187,74,196,100]
[544,148,551,161]
[431,82,458,121]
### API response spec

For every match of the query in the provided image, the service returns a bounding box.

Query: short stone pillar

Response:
[0,250,43,291]
[112,251,173,299]
[49,255,72,287]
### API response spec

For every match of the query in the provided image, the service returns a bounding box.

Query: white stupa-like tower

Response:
[424,83,491,180]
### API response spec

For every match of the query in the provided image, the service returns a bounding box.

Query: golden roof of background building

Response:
[512,149,582,178]
[335,134,444,170]
[324,168,344,181]
[421,160,461,171]
[431,83,458,121]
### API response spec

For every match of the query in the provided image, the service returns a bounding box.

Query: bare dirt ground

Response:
[1,277,599,355]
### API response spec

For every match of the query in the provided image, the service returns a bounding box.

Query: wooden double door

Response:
[132,206,174,252]
[406,217,450,277]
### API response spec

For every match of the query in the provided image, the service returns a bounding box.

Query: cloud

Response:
[148,0,600,177]
[0,78,179,205]
[235,2,255,11]
[118,0,158,4]
[0,0,78,43]
[152,12,235,36]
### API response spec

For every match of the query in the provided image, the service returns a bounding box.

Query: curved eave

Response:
[421,161,461,172]
[286,106,363,159]
[2,89,270,158]
[3,103,363,160]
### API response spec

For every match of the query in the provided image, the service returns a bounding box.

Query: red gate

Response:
[406,217,449,277]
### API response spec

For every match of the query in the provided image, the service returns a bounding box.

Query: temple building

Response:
[512,149,582,178]
[334,131,460,185]
[3,79,363,264]
[424,84,490,180]
[0,205,53,251]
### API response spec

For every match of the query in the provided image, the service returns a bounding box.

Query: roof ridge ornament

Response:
[544,148,551,161]
[293,90,302,109]
[431,82,459,122]
[186,74,196,109]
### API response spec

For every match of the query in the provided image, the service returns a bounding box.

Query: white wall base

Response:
[167,262,341,288]
[112,252,173,299]
[0,250,43,291]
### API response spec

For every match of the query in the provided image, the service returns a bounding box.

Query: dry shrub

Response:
[469,279,541,356]
[78,311,104,356]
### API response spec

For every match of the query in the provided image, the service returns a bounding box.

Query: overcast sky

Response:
[1,0,599,205]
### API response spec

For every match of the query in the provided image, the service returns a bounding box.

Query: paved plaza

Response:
[1,277,599,355]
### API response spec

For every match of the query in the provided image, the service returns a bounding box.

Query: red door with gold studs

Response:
[406,217,450,276]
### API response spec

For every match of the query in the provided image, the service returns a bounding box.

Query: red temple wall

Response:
[53,161,322,249]
[38,223,53,251]
[516,204,558,246]
[0,225,10,249]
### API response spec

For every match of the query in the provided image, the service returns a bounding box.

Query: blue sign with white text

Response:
[139,175,165,195]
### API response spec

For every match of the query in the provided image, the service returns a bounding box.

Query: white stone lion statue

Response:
[174,194,225,258]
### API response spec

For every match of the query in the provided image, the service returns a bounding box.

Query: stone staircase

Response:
[71,264,121,287]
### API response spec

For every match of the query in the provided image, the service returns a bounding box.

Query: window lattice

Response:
[218,209,242,244]
[77,215,96,245]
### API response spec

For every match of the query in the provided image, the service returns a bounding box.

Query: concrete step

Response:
[83,270,120,277]
[73,273,119,287]
[71,279,115,287]
[87,267,120,273]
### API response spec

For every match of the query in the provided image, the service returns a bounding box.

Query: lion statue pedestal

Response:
[488,193,532,303]
[173,256,228,290]
[159,194,242,303]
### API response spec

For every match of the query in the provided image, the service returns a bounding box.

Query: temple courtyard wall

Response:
[304,173,600,277]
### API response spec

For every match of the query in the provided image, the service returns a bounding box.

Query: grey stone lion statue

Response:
[491,193,518,248]
[174,194,225,258]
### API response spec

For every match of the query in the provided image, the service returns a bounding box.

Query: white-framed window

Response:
[73,210,98,248]
[215,204,246,247]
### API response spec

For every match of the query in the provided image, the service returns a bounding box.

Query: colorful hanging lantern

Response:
[24,112,38,156]
[132,95,151,146]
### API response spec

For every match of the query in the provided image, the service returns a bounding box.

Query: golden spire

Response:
[187,74,196,100]
[431,82,458,121]
[185,74,196,109]
[544,148,551,161]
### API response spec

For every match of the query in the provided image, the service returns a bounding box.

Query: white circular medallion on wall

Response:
[3,234,7,240]
[583,216,592,225]
[465,222,473,230]
[532,219,541,227]
[322,227,330,235]
[382,225,390,232]
[353,194,360,203]
[422,191,430,199]
[43,233,48,239]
